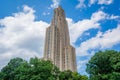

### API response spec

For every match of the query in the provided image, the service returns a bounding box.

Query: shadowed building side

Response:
[44,6,77,72]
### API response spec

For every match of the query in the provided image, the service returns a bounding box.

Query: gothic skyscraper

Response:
[44,6,77,72]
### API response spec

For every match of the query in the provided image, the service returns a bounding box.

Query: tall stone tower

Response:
[44,6,77,72]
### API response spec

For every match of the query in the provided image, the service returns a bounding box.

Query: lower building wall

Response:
[64,45,77,72]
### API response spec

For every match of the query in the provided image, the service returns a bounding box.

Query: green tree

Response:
[86,50,120,80]
[59,70,73,80]
[0,57,88,80]
[59,70,88,80]
[0,57,25,80]
[14,57,60,80]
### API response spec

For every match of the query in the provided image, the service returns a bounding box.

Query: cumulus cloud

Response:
[50,0,61,8]
[76,0,113,9]
[91,10,120,21]
[91,10,108,21]
[98,0,113,5]
[89,0,97,5]
[67,11,106,43]
[109,15,120,20]
[77,24,120,56]
[0,5,49,69]
[67,18,100,43]
[89,0,113,6]
[76,0,86,9]
[67,10,119,44]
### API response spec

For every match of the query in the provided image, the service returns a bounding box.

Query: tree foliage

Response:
[86,50,120,80]
[0,57,88,80]
[59,70,88,80]
[0,57,25,80]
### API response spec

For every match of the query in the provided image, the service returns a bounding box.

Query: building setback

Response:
[44,6,77,72]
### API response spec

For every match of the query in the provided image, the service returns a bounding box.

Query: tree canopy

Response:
[0,57,25,80]
[59,70,88,80]
[86,50,120,80]
[0,57,88,80]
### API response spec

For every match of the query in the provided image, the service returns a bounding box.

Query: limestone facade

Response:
[44,6,77,72]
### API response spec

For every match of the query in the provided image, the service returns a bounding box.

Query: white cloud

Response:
[76,24,120,56]
[89,0,97,5]
[68,18,100,43]
[89,0,113,6]
[98,0,113,5]
[91,10,108,21]
[109,14,120,20]
[76,0,86,9]
[50,0,61,8]
[91,11,120,20]
[0,5,49,69]
[77,0,113,8]
[67,10,119,44]
[67,11,108,43]
[66,9,119,75]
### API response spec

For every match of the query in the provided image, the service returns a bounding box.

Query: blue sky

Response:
[0,0,120,75]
